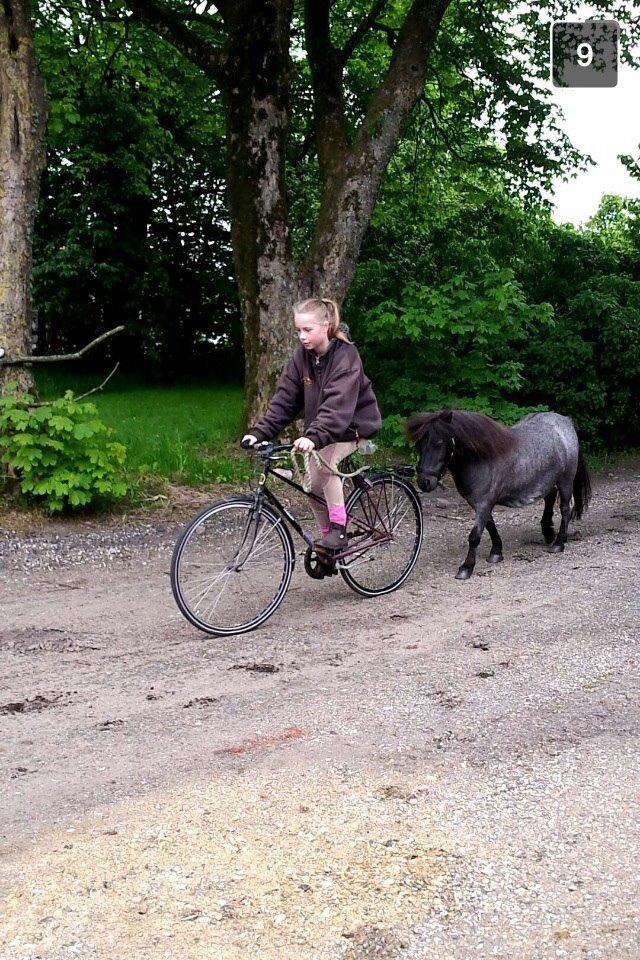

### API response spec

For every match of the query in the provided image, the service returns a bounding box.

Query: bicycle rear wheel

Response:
[171,497,294,636]
[340,474,423,596]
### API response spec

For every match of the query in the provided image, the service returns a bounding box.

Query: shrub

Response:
[355,266,553,446]
[0,385,127,512]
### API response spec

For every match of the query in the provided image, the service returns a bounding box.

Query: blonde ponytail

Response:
[294,297,351,342]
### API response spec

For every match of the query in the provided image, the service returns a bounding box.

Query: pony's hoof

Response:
[487,552,504,564]
[542,528,555,545]
[549,542,565,554]
[455,566,473,580]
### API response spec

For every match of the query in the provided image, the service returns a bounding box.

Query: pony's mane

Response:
[405,410,517,460]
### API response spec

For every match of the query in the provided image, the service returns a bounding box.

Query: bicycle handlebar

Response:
[241,439,294,457]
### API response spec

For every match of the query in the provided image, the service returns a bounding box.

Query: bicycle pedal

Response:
[304,546,337,579]
[315,550,338,572]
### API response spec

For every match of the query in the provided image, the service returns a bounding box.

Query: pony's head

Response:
[405,409,516,492]
[405,410,455,492]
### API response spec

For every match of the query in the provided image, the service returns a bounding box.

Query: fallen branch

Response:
[28,364,120,408]
[0,326,125,365]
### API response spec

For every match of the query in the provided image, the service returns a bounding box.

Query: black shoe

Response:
[315,522,348,551]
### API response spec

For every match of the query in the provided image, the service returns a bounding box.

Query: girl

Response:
[242,298,382,551]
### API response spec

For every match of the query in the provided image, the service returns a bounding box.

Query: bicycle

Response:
[170,440,423,636]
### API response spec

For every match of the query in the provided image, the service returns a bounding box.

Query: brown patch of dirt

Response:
[216,726,306,756]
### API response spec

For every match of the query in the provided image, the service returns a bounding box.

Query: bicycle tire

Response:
[340,473,423,597]
[171,496,294,636]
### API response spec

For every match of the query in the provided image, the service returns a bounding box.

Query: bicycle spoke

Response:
[390,501,411,532]
[240,520,282,563]
[380,479,393,534]
[201,568,234,622]
[242,543,282,566]
[187,567,233,607]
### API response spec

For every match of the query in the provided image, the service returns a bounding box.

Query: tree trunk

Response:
[304,0,451,299]
[225,0,451,424]
[223,0,303,426]
[0,0,47,395]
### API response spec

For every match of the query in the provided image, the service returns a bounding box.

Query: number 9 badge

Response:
[552,20,619,88]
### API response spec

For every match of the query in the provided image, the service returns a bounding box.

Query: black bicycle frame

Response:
[251,455,395,559]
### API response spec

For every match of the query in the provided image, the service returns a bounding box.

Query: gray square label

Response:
[552,20,619,88]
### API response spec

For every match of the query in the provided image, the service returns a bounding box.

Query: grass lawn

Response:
[12,368,638,515]
[36,368,249,489]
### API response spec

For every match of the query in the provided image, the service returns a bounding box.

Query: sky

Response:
[547,8,640,225]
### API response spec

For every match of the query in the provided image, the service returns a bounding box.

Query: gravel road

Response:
[1,461,639,960]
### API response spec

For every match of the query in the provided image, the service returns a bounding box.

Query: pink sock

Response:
[328,505,347,526]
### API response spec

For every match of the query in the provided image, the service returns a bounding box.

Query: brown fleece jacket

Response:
[250,339,381,449]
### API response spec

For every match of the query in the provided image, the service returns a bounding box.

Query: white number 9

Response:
[577,42,593,67]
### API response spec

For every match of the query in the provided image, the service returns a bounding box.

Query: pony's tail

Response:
[571,448,592,521]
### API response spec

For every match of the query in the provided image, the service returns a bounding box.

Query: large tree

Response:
[0,0,47,393]
[121,0,453,422]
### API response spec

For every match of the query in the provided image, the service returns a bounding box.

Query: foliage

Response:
[27,0,640,460]
[355,265,552,447]
[33,8,240,378]
[517,229,640,447]
[287,0,590,258]
[0,385,127,512]
[347,149,640,450]
[33,0,600,376]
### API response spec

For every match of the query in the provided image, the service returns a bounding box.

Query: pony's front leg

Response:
[456,509,490,580]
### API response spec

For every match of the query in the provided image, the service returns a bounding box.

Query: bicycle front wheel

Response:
[341,474,423,597]
[171,497,294,636]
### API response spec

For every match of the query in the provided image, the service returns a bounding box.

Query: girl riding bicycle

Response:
[242,298,382,551]
[173,304,420,634]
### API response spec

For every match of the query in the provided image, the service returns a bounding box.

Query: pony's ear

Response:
[441,410,453,423]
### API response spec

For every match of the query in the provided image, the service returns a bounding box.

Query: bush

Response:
[354,266,553,446]
[518,274,640,447]
[0,385,127,512]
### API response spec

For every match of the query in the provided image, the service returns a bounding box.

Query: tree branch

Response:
[371,19,397,49]
[0,326,125,366]
[421,94,467,162]
[354,0,452,158]
[99,16,131,84]
[126,0,226,82]
[70,362,120,400]
[339,0,389,65]
[28,364,121,407]
[304,0,348,177]
[305,0,453,295]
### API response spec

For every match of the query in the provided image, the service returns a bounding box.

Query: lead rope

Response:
[289,449,369,493]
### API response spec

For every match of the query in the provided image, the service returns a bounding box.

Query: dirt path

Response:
[1,463,639,959]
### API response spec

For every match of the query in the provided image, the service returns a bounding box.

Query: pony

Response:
[406,410,591,580]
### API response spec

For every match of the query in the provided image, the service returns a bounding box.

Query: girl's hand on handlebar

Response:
[293,437,315,453]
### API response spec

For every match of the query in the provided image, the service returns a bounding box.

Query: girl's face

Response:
[294,312,330,352]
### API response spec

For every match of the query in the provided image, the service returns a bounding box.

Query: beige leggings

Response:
[307,440,358,529]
